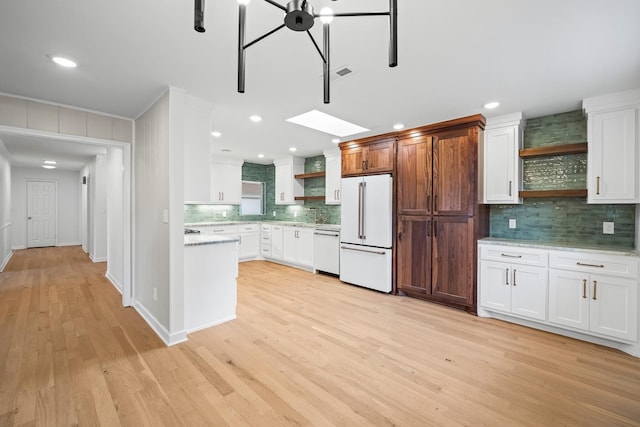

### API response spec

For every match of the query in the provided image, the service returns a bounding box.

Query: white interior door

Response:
[27,180,57,248]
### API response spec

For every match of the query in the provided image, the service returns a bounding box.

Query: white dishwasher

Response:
[313,227,340,275]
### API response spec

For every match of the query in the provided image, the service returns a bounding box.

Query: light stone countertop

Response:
[184,234,239,247]
[185,221,340,230]
[479,237,640,257]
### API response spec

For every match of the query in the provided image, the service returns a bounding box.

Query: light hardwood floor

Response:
[1,246,639,426]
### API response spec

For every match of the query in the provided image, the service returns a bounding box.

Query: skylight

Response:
[286,110,369,137]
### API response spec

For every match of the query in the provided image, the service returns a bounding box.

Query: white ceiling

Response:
[0,133,107,171]
[0,0,639,165]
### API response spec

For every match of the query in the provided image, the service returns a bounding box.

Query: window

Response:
[240,181,265,215]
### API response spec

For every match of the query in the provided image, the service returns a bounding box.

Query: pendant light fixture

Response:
[194,0,398,104]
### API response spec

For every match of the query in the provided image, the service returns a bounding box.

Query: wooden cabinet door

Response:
[397,216,432,295]
[433,130,475,216]
[397,135,432,215]
[341,146,366,176]
[366,139,395,173]
[432,216,475,305]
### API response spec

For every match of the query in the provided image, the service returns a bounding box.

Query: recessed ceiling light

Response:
[258,153,265,158]
[51,56,77,68]
[484,101,500,109]
[393,123,405,130]
[331,138,341,144]
[289,147,297,152]
[43,160,57,165]
[42,165,56,169]
[211,131,222,137]
[250,115,262,122]
[286,110,369,137]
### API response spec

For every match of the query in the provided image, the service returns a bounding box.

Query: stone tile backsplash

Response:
[184,156,341,225]
[490,109,636,248]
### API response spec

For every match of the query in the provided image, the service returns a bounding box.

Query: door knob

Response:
[28,217,32,220]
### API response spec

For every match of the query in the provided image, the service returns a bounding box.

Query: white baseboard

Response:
[186,315,236,334]
[482,309,640,358]
[89,254,107,263]
[57,241,82,247]
[0,251,13,272]
[82,245,88,253]
[11,245,26,251]
[133,301,188,347]
[105,271,123,294]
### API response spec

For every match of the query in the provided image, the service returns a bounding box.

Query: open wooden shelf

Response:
[519,142,588,158]
[294,171,326,179]
[294,195,325,201]
[519,189,588,198]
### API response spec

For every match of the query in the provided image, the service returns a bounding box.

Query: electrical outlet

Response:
[509,219,516,229]
[222,211,227,217]
[294,210,298,218]
[272,211,276,217]
[603,222,614,234]
[153,287,158,301]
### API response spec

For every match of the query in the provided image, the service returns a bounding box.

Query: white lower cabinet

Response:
[480,261,547,321]
[271,225,284,260]
[283,226,314,268]
[549,251,638,342]
[238,224,259,260]
[479,242,639,353]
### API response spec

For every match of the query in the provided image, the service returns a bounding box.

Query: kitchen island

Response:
[184,234,239,333]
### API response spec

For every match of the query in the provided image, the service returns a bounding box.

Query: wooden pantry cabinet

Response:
[341,136,395,176]
[395,115,489,313]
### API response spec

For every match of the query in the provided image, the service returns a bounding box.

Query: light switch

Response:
[603,222,614,234]
[222,211,227,217]
[509,219,516,229]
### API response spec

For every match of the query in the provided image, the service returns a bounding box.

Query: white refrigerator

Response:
[340,174,393,292]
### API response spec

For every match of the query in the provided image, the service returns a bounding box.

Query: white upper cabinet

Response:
[274,157,304,205]
[211,158,244,205]
[184,95,214,203]
[482,112,524,204]
[583,89,640,204]
[324,149,341,205]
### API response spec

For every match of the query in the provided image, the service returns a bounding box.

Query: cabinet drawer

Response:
[200,225,238,235]
[239,224,259,233]
[479,244,548,267]
[549,251,639,279]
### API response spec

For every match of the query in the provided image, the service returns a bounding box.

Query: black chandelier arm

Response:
[262,0,287,12]
[306,30,326,64]
[389,0,397,67]
[323,23,330,104]
[244,23,286,50]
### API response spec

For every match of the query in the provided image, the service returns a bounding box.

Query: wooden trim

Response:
[519,142,588,158]
[294,195,325,201]
[519,189,588,198]
[294,171,325,179]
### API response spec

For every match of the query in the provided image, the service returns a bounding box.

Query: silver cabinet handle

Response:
[513,269,517,286]
[506,268,509,285]
[593,280,598,300]
[501,253,522,258]
[341,245,385,255]
[582,279,587,299]
[576,262,604,268]
[508,180,512,197]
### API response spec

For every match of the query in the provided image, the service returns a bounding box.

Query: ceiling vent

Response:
[336,67,352,77]
[323,65,356,83]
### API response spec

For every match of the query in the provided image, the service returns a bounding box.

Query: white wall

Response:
[11,167,81,249]
[134,90,172,340]
[91,155,108,262]
[0,138,12,270]
[106,147,124,291]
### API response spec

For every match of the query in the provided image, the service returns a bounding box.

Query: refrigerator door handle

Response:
[361,181,366,240]
[358,181,364,239]
[341,245,386,255]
